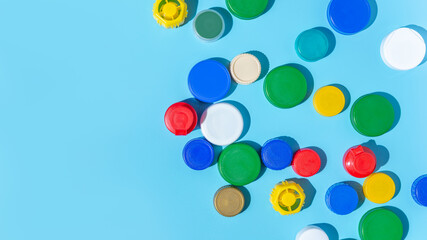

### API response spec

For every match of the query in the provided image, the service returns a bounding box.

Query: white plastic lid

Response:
[230,53,261,85]
[296,226,329,240]
[381,27,426,71]
[200,102,243,146]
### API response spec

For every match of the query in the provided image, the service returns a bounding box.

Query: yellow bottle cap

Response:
[313,85,345,117]
[270,181,305,215]
[214,186,245,217]
[153,0,188,28]
[363,173,396,204]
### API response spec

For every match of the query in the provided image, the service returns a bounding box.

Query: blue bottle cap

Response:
[188,59,231,103]
[412,174,427,207]
[325,182,359,215]
[182,138,214,170]
[327,0,371,35]
[261,138,293,170]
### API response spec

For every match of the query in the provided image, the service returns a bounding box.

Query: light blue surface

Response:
[0,0,427,239]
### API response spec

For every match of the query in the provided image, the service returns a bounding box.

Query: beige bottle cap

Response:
[213,186,245,217]
[230,53,261,85]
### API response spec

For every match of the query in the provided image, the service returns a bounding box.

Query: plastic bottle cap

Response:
[264,65,307,109]
[218,143,261,186]
[363,173,395,204]
[296,226,329,240]
[164,102,197,135]
[343,145,376,178]
[351,94,395,137]
[296,28,330,62]
[188,59,231,103]
[230,53,261,85]
[200,103,243,146]
[412,174,427,206]
[327,0,371,35]
[182,138,214,170]
[226,0,268,19]
[381,27,426,71]
[214,186,245,217]
[292,149,321,177]
[153,0,188,28]
[325,183,359,215]
[359,208,403,240]
[313,86,345,117]
[193,9,225,42]
[271,181,306,215]
[261,138,293,170]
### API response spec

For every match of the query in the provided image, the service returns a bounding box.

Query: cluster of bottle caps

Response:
[158,0,427,239]
[154,0,426,71]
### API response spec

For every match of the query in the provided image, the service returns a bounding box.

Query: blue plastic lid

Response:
[325,182,359,215]
[327,0,371,35]
[412,175,427,207]
[261,139,293,170]
[182,138,214,170]
[188,59,231,103]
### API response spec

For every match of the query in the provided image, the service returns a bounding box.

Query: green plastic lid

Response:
[226,0,269,20]
[296,28,330,62]
[193,9,225,41]
[264,65,307,108]
[359,208,403,240]
[351,94,395,137]
[218,143,261,186]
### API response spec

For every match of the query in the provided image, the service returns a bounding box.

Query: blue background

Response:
[0,0,426,239]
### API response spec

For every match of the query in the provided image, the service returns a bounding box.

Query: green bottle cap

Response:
[296,28,330,62]
[193,9,224,42]
[218,143,261,186]
[226,0,269,20]
[264,65,307,108]
[359,208,403,240]
[351,94,395,137]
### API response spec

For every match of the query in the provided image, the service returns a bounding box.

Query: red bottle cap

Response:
[292,148,321,177]
[343,145,376,178]
[164,102,197,136]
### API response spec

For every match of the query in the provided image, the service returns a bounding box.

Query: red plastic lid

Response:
[164,102,197,136]
[292,148,321,177]
[343,145,376,178]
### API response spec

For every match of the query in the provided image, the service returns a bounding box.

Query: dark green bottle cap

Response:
[351,94,395,137]
[193,9,224,41]
[218,143,261,186]
[263,65,307,108]
[359,208,403,240]
[226,0,269,20]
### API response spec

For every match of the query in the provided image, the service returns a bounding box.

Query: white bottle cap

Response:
[200,102,244,146]
[230,53,261,85]
[296,226,329,240]
[381,27,426,70]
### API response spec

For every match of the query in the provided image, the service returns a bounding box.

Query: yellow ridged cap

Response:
[270,181,305,215]
[153,0,188,28]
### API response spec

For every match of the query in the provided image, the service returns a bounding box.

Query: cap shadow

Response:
[223,100,251,140]
[287,178,316,210]
[246,50,270,81]
[362,140,389,172]
[372,92,401,131]
[344,181,365,209]
[313,223,339,240]
[330,84,351,113]
[307,146,327,174]
[405,24,427,65]
[211,7,233,39]
[286,63,314,104]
